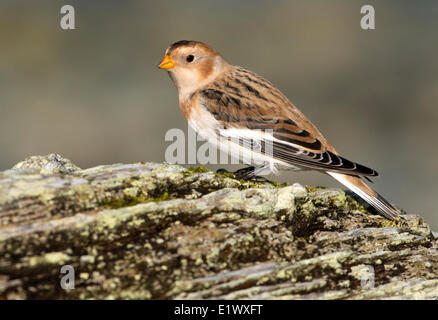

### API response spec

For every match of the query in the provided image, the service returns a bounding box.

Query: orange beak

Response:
[158,55,174,70]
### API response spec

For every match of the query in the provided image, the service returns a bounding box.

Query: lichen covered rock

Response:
[0,154,436,299]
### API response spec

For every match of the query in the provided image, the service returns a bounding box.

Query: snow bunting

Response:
[159,40,402,221]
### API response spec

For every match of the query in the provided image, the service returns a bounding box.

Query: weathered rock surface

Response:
[0,154,437,299]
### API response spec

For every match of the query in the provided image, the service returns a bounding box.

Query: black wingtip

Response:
[352,161,379,177]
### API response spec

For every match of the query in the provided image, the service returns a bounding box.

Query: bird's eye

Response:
[186,55,194,63]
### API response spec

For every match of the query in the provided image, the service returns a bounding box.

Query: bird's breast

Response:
[185,95,222,145]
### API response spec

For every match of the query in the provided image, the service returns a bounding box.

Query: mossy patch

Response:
[305,186,327,192]
[269,180,289,188]
[237,179,275,190]
[214,170,236,179]
[103,192,171,209]
[187,166,210,173]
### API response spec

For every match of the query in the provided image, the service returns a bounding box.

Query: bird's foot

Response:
[216,166,271,183]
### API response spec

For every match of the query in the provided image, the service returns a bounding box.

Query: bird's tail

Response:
[327,172,401,221]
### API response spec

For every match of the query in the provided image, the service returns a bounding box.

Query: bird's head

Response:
[158,40,230,96]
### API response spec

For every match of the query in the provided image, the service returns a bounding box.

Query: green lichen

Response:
[187,166,210,173]
[103,197,146,209]
[345,195,369,214]
[380,221,393,228]
[236,178,288,190]
[305,186,327,192]
[270,180,289,188]
[103,192,171,209]
[214,170,236,179]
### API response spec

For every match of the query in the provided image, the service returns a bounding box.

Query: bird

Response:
[158,40,402,221]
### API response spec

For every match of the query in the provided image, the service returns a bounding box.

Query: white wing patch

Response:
[189,101,306,173]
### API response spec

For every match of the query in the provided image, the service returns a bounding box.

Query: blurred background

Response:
[1,0,437,228]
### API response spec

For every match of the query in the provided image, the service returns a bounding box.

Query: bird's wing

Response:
[197,67,378,176]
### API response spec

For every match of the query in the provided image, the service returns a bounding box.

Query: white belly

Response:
[188,105,305,174]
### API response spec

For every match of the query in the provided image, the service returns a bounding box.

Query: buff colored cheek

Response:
[198,61,214,79]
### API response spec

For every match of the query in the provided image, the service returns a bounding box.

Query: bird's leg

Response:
[233,166,257,180]
[216,164,272,182]
[216,166,255,179]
